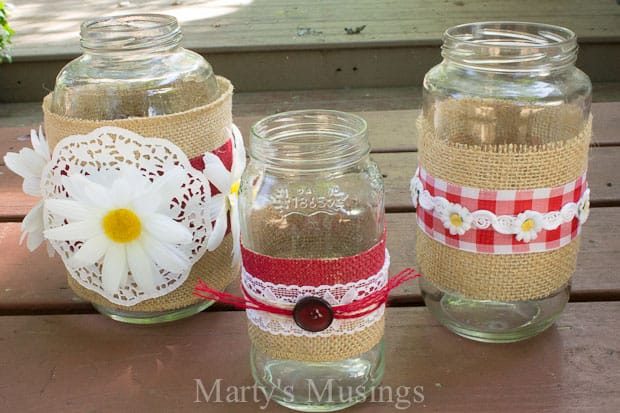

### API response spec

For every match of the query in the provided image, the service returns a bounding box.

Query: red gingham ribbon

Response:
[415,167,588,254]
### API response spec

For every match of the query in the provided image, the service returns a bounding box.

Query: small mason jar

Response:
[415,22,592,342]
[43,14,234,324]
[239,110,386,411]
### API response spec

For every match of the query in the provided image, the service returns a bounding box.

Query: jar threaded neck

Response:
[250,110,370,171]
[80,14,182,54]
[442,21,578,73]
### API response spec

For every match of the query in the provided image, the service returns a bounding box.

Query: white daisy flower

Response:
[441,203,473,236]
[577,187,590,224]
[44,167,194,295]
[3,127,53,254]
[514,210,543,243]
[202,125,246,267]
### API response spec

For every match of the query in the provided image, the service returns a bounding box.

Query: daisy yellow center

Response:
[102,208,142,243]
[449,213,463,227]
[230,180,240,196]
[521,218,536,232]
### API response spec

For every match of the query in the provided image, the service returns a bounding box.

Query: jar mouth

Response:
[80,14,182,53]
[442,21,578,72]
[250,110,369,171]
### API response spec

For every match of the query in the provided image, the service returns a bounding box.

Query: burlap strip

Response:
[417,100,591,301]
[249,315,385,362]
[45,76,237,311]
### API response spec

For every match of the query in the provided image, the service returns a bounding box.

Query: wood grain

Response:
[9,0,620,58]
[2,304,619,412]
[2,206,619,314]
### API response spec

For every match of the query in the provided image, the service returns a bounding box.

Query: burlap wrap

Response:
[249,316,385,362]
[245,210,385,361]
[44,76,237,311]
[417,99,592,301]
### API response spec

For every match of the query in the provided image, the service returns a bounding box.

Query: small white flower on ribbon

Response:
[44,168,193,295]
[577,188,590,224]
[441,203,473,236]
[513,210,543,243]
[3,127,53,255]
[202,125,246,268]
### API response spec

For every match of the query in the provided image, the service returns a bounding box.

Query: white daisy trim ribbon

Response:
[411,167,590,243]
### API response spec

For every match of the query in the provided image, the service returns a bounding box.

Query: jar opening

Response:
[442,21,578,72]
[80,14,182,53]
[250,110,369,171]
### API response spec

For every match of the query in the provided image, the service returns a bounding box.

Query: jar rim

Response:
[444,21,576,48]
[80,14,182,53]
[250,109,370,172]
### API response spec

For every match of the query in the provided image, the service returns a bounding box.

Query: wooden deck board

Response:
[2,304,620,412]
[2,1,619,100]
[9,0,620,59]
[2,102,619,218]
[2,206,619,314]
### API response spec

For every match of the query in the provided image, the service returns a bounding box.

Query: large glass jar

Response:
[51,14,219,119]
[415,22,592,342]
[43,14,235,324]
[239,110,386,411]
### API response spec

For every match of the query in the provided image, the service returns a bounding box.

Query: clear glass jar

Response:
[49,14,221,324]
[419,22,591,342]
[239,110,385,411]
[51,14,219,119]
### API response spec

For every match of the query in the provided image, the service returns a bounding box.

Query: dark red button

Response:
[293,296,334,332]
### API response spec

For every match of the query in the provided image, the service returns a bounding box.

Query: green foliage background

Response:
[1,2,14,62]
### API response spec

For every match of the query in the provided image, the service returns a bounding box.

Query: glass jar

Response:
[51,14,219,119]
[239,110,385,411]
[45,14,230,324]
[416,22,592,342]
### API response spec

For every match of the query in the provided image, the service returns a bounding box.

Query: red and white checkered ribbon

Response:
[411,167,590,254]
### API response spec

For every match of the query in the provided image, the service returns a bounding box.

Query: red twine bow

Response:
[194,268,420,320]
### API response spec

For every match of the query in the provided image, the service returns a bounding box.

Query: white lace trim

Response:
[410,173,590,241]
[41,126,213,306]
[243,249,389,336]
[242,250,390,305]
[246,305,385,337]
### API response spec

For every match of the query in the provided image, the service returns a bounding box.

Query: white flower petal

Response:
[31,127,51,160]
[142,213,193,244]
[70,234,110,267]
[110,175,134,207]
[230,124,247,180]
[209,194,226,222]
[20,201,45,251]
[202,152,231,193]
[127,242,161,294]
[19,148,47,176]
[25,230,45,252]
[136,167,187,213]
[22,176,42,197]
[44,220,102,241]
[66,174,111,208]
[4,151,34,179]
[207,204,228,251]
[102,244,128,294]
[229,196,241,268]
[45,199,99,222]
[142,235,190,274]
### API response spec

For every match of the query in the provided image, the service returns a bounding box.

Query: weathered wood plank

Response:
[9,0,620,58]
[2,206,619,313]
[2,146,619,218]
[2,1,620,100]
[2,304,619,412]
